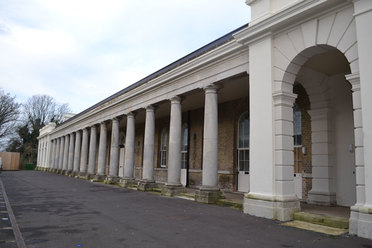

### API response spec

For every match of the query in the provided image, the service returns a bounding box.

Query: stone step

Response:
[293,212,349,229]
[282,220,349,236]
[216,199,243,210]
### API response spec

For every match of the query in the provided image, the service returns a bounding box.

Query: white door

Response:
[181,169,187,186]
[118,148,125,178]
[238,171,249,192]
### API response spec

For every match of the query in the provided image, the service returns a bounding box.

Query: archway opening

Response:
[290,46,355,208]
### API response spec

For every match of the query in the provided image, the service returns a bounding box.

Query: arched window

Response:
[160,128,168,168]
[238,112,249,172]
[181,123,189,169]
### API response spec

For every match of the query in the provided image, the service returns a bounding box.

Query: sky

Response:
[0,0,250,114]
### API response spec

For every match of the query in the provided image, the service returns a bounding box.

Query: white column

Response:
[108,118,120,178]
[142,106,155,181]
[80,128,89,175]
[54,138,60,170]
[307,108,336,205]
[124,113,136,179]
[37,140,41,167]
[58,136,65,171]
[88,125,97,176]
[67,133,75,173]
[47,138,53,169]
[273,92,297,200]
[97,122,107,176]
[48,140,54,170]
[62,135,69,172]
[73,131,81,174]
[346,73,365,206]
[201,85,219,188]
[167,96,182,185]
[351,1,372,239]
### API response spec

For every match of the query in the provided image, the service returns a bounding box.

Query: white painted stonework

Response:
[37,0,372,240]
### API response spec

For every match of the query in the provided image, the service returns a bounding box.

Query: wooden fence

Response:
[0,152,20,171]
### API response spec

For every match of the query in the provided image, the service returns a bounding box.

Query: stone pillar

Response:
[58,136,65,173]
[67,133,75,175]
[121,113,137,187]
[47,139,53,171]
[307,108,336,205]
[37,140,41,167]
[351,0,372,239]
[162,97,185,196]
[138,106,156,191]
[94,122,107,182]
[62,135,69,173]
[73,131,81,176]
[106,118,120,183]
[195,85,220,203]
[48,140,54,171]
[87,125,97,179]
[79,128,89,177]
[54,138,60,172]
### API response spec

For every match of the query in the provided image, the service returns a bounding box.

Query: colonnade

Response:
[42,84,221,202]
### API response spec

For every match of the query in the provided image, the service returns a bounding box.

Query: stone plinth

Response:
[120,178,138,188]
[162,184,185,197]
[137,180,157,191]
[105,176,120,184]
[195,187,221,204]
[91,174,106,182]
[244,193,300,221]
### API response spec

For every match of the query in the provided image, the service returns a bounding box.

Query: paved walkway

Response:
[1,171,371,248]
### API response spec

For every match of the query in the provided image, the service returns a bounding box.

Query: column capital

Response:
[90,124,97,129]
[169,96,182,104]
[203,84,221,94]
[126,111,136,118]
[273,91,297,107]
[145,105,155,112]
[346,73,361,92]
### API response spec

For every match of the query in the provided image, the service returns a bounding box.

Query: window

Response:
[238,112,249,172]
[181,123,189,169]
[293,103,302,173]
[160,128,168,168]
[293,103,302,146]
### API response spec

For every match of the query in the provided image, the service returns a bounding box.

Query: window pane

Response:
[238,112,249,149]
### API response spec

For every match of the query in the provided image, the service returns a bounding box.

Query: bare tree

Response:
[22,95,71,127]
[0,92,20,148]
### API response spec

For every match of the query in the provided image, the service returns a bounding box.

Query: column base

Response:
[195,187,221,204]
[104,176,120,184]
[78,172,88,179]
[91,174,106,182]
[162,184,186,197]
[137,180,157,191]
[350,205,372,239]
[307,190,336,206]
[244,193,300,221]
[56,169,63,174]
[70,171,79,177]
[120,178,138,188]
[61,170,67,175]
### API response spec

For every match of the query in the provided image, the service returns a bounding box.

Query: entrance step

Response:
[282,220,348,236]
[293,211,349,229]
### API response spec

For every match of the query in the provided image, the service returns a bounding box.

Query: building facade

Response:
[36,0,372,239]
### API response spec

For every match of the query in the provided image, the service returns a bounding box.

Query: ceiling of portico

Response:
[303,49,351,76]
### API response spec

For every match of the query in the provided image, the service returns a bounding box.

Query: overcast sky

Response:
[0,0,250,114]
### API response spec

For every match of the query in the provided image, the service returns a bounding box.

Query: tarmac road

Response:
[0,171,371,248]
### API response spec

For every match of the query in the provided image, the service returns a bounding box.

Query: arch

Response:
[272,13,358,206]
[273,5,358,90]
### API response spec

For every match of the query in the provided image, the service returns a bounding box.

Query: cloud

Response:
[0,0,250,113]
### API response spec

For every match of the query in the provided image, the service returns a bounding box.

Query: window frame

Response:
[237,112,249,172]
[159,127,168,168]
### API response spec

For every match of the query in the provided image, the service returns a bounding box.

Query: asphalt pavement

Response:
[0,171,371,248]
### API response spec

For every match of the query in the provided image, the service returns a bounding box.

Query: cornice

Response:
[50,39,248,137]
[234,0,351,45]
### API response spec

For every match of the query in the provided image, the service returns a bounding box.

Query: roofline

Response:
[61,23,249,126]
